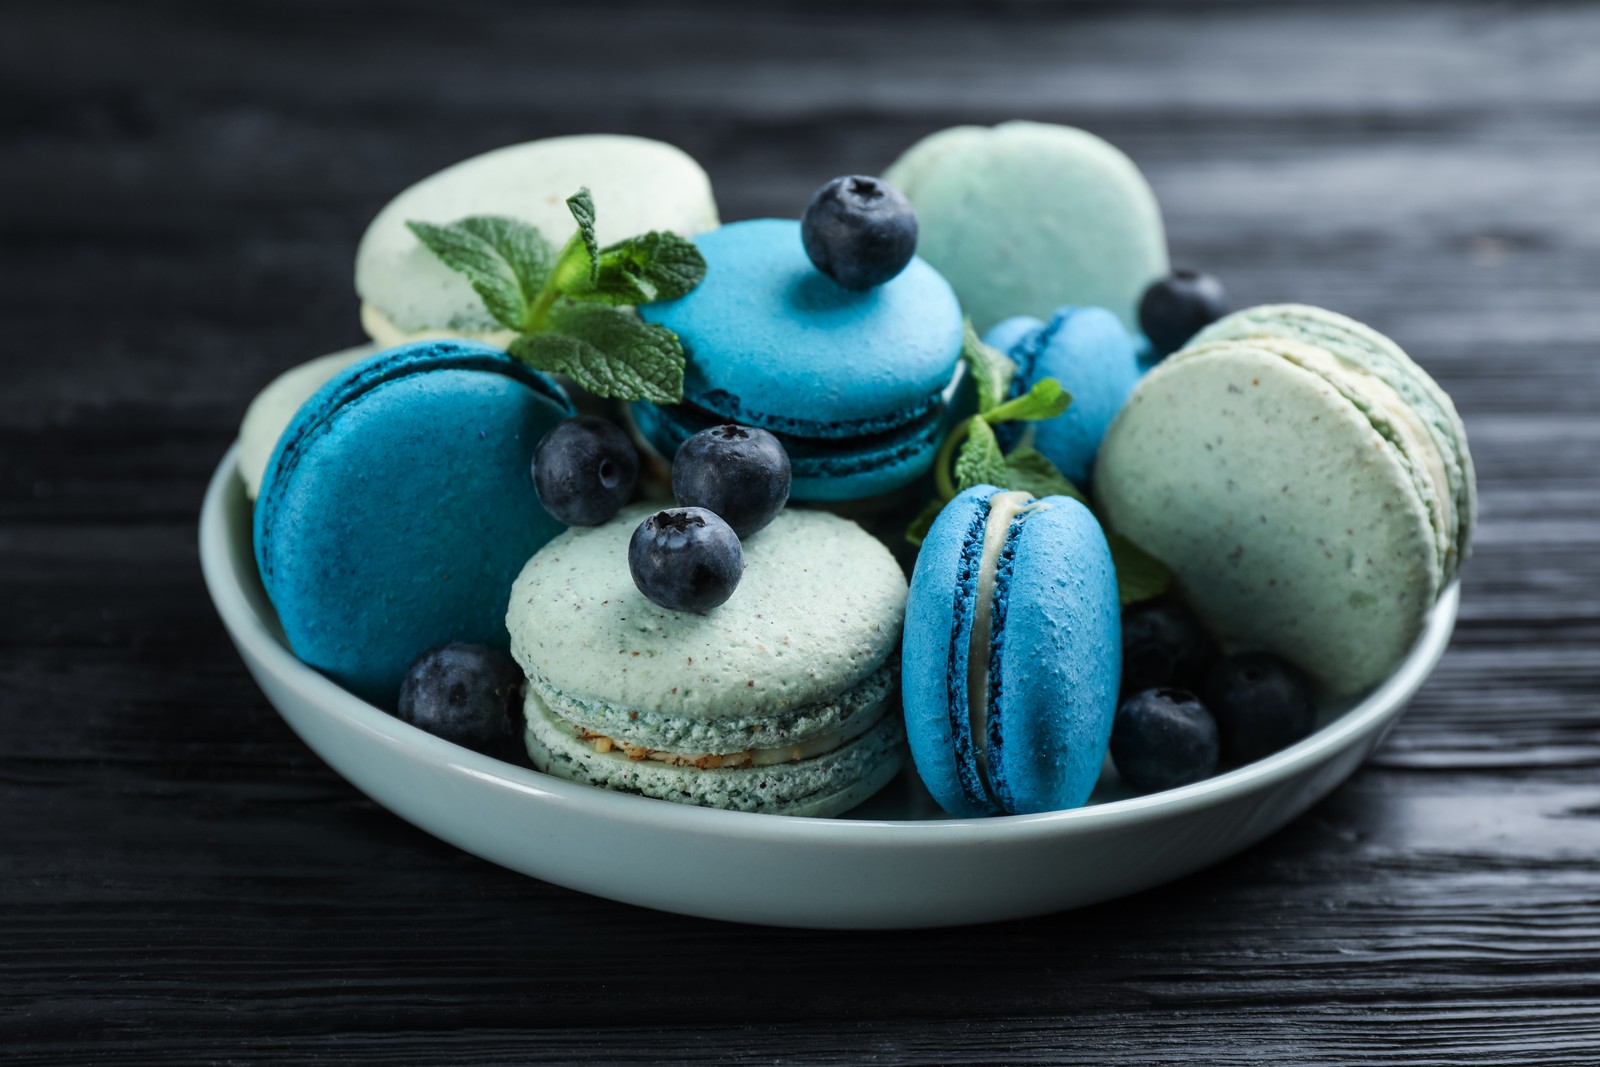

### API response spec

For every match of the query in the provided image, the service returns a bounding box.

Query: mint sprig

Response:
[407,187,706,403]
[907,318,1170,606]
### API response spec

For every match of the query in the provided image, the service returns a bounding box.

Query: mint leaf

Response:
[961,319,1016,415]
[1107,531,1172,606]
[905,498,946,547]
[509,303,684,404]
[985,377,1071,425]
[566,231,708,307]
[566,187,600,283]
[954,416,1007,491]
[406,216,554,332]
[1002,445,1090,505]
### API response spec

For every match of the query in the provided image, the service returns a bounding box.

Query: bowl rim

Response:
[201,442,1458,849]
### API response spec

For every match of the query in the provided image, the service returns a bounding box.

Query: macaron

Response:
[883,121,1169,334]
[634,218,965,503]
[508,504,909,816]
[237,344,374,499]
[355,135,719,347]
[1191,303,1476,577]
[1095,321,1470,696]
[983,306,1143,486]
[902,486,1121,816]
[255,340,574,706]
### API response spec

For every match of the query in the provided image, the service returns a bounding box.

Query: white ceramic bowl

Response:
[201,444,1458,929]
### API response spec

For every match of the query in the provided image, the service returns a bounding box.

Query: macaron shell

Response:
[256,341,573,706]
[1095,342,1440,696]
[507,504,907,727]
[356,135,719,338]
[237,344,375,499]
[988,306,1142,486]
[637,219,963,435]
[630,399,945,504]
[987,496,1121,813]
[523,687,907,817]
[884,121,1168,333]
[901,487,1121,817]
[902,488,992,817]
[1192,303,1475,575]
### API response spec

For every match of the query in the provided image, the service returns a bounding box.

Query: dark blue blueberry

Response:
[672,423,791,538]
[1110,688,1220,792]
[1121,599,1217,697]
[800,175,918,290]
[1202,651,1317,765]
[533,416,639,526]
[1137,269,1229,359]
[396,643,524,757]
[628,507,744,613]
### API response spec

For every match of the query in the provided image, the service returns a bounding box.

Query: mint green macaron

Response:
[1191,303,1475,579]
[884,121,1168,333]
[1096,321,1469,697]
[506,505,909,816]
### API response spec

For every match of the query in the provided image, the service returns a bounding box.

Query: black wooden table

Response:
[6,2,1599,1063]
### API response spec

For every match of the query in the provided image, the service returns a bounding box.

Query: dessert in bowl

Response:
[205,123,1470,924]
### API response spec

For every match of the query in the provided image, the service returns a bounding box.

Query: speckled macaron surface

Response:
[255,340,573,706]
[1192,303,1475,577]
[355,135,719,346]
[902,486,1121,817]
[984,306,1142,486]
[1095,335,1447,696]
[507,503,909,815]
[884,121,1169,334]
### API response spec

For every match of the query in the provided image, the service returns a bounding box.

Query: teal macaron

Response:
[902,485,1121,816]
[634,218,965,503]
[507,504,909,816]
[255,340,574,706]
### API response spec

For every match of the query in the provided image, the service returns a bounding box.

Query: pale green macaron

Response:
[506,505,909,816]
[1096,324,1471,696]
[355,135,720,348]
[883,121,1168,333]
[1192,303,1475,578]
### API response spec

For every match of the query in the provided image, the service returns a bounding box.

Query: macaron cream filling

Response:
[527,679,891,770]
[524,658,898,755]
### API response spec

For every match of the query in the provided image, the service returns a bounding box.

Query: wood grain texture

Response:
[3,1,1599,1063]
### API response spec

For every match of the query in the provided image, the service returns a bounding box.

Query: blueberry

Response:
[533,416,639,526]
[801,175,918,290]
[1138,269,1229,359]
[1202,651,1317,765]
[672,423,791,538]
[396,643,524,756]
[629,507,744,613]
[1121,599,1217,696]
[1110,688,1220,792]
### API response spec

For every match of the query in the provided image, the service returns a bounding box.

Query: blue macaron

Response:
[635,218,964,502]
[255,340,574,706]
[902,485,1122,816]
[984,307,1141,486]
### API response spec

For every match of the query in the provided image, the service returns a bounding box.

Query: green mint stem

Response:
[933,419,971,502]
[526,286,560,332]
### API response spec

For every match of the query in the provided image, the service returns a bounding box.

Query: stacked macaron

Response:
[507,505,910,816]
[1096,304,1473,696]
[635,215,964,504]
